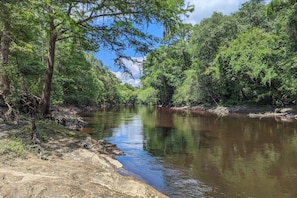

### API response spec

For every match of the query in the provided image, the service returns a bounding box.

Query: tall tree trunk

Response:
[40,20,57,116]
[0,20,11,94]
[0,18,16,121]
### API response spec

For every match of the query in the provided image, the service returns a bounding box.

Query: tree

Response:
[267,0,297,52]
[140,46,182,105]
[32,0,193,115]
[0,0,35,119]
[139,23,192,105]
[235,0,269,30]
[139,0,297,106]
[209,29,284,104]
[185,12,239,104]
[172,69,200,105]
[0,0,15,94]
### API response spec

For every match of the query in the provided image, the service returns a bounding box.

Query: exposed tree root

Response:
[0,91,40,122]
[0,93,19,123]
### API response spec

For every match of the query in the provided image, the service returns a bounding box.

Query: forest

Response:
[0,0,192,119]
[1,0,297,121]
[139,0,297,107]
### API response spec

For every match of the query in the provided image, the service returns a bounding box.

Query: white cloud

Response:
[112,57,144,87]
[184,0,253,24]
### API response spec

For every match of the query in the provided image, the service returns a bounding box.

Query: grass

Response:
[0,118,86,161]
[0,138,33,160]
[35,120,85,141]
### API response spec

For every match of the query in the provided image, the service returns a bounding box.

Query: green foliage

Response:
[1,0,192,114]
[31,0,193,69]
[138,87,159,104]
[286,3,297,51]
[140,26,192,105]
[172,69,202,105]
[211,28,283,104]
[54,46,104,105]
[267,0,297,52]
[3,0,297,108]
[236,0,270,30]
[140,0,297,106]
[190,12,238,66]
[187,13,239,103]
[117,84,138,104]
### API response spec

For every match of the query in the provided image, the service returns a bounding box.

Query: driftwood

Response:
[0,90,41,122]
[18,91,41,116]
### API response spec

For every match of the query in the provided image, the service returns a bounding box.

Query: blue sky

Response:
[95,0,271,87]
[94,22,163,86]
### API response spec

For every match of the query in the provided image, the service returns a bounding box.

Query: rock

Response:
[80,137,125,158]
[210,106,229,116]
[51,111,87,131]
[0,106,167,197]
[0,145,167,198]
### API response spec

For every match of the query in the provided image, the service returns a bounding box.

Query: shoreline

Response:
[2,103,296,197]
[171,105,297,122]
[0,105,168,198]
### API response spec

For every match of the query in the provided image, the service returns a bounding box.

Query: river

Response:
[81,105,297,198]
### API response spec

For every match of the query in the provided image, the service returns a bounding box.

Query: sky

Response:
[95,0,271,87]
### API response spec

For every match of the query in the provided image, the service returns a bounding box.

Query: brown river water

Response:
[81,105,297,198]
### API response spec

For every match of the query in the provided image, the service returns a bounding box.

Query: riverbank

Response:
[0,106,168,198]
[171,105,297,122]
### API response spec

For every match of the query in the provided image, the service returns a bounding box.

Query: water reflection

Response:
[105,114,167,192]
[85,106,297,198]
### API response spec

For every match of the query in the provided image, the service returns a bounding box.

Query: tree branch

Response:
[77,11,142,25]
[56,35,85,41]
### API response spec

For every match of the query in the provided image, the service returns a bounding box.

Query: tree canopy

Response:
[2,0,297,117]
[0,0,193,118]
[139,0,297,106]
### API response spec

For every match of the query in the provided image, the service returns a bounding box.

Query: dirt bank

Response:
[172,105,297,122]
[0,106,168,198]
